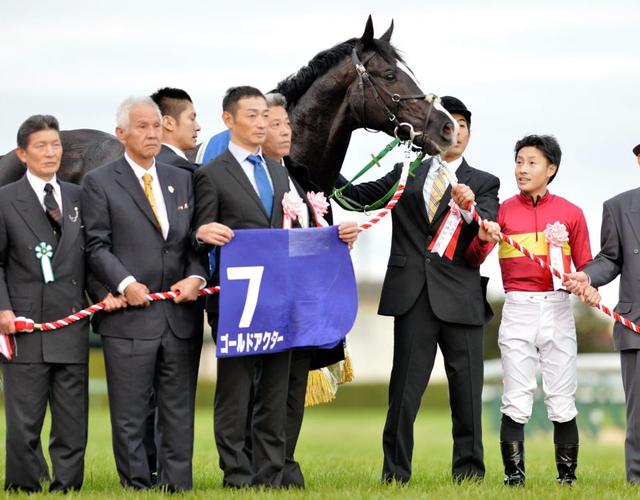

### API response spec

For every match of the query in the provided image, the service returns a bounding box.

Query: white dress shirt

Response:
[26,170,63,216]
[162,142,189,161]
[423,156,472,223]
[228,141,274,194]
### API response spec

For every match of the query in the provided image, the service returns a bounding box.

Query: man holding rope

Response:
[337,96,499,483]
[0,115,123,492]
[467,134,595,486]
[565,142,640,484]
[81,97,207,492]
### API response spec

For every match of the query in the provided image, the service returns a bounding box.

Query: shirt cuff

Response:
[188,275,207,289]
[117,276,136,295]
[460,208,473,224]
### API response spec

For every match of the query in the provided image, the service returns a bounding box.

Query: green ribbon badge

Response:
[35,242,55,283]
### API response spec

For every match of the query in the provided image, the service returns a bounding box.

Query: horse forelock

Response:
[276,37,405,108]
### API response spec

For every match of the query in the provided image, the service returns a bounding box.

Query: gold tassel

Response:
[304,369,336,407]
[340,349,354,384]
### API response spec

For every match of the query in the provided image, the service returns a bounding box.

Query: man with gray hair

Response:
[82,96,207,491]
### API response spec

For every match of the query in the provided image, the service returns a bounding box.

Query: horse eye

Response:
[385,72,396,81]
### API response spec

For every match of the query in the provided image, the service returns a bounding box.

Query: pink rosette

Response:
[544,221,569,247]
[281,190,304,229]
[307,191,330,227]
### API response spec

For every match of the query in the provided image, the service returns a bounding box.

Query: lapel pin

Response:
[168,185,175,194]
[69,206,79,223]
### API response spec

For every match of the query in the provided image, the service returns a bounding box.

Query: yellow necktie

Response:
[426,167,449,222]
[142,173,163,231]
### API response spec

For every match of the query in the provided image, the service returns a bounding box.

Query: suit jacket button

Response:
[634,249,639,255]
[71,307,77,313]
[426,258,431,264]
[71,279,78,285]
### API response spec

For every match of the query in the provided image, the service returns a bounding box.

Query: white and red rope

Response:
[357,156,411,232]
[11,286,221,334]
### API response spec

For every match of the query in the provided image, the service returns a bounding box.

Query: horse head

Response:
[278,16,457,191]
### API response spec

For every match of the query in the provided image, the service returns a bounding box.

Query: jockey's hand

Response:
[451,183,475,210]
[0,310,16,335]
[171,277,202,303]
[124,282,150,307]
[478,219,501,243]
[580,285,601,307]
[102,293,128,312]
[338,221,359,250]
[196,223,234,246]
[563,271,590,295]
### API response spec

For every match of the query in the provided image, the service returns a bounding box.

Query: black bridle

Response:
[351,48,440,144]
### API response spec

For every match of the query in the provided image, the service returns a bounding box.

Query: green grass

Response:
[0,401,635,498]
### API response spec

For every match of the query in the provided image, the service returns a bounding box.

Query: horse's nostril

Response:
[442,124,452,136]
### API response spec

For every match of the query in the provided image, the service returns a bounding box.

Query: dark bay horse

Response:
[0,17,454,190]
[277,16,455,191]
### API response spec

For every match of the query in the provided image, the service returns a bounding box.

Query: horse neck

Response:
[288,79,356,192]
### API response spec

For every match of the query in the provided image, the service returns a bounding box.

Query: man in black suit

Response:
[193,86,291,488]
[0,115,122,492]
[194,86,357,487]
[151,87,201,174]
[338,96,499,483]
[82,97,207,491]
[147,86,203,482]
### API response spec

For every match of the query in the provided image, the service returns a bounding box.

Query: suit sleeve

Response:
[334,163,402,210]
[464,202,501,268]
[192,168,219,253]
[0,205,11,311]
[184,175,209,278]
[584,201,622,287]
[473,173,500,222]
[82,173,135,292]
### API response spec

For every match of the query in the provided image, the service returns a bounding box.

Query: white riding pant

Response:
[499,291,578,424]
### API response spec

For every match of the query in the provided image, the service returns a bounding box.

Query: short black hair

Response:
[514,134,562,184]
[17,114,60,149]
[150,87,193,121]
[222,86,264,115]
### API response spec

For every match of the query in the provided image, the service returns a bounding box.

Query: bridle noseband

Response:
[351,48,441,144]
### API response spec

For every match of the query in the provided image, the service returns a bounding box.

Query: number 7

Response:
[227,266,264,328]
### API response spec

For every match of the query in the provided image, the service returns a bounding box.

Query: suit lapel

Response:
[52,183,81,266]
[266,158,288,227]
[627,190,640,245]
[222,150,270,222]
[11,176,56,245]
[156,163,177,240]
[114,158,162,234]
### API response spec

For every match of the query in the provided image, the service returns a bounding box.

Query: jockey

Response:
[466,134,594,486]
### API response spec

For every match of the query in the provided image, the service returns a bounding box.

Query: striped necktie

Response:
[44,183,62,240]
[426,166,450,222]
[246,154,274,217]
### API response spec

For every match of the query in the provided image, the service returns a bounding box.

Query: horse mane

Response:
[275,37,405,107]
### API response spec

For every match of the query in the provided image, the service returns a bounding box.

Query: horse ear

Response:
[380,20,394,42]
[360,15,374,47]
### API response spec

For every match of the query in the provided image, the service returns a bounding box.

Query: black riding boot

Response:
[555,444,578,485]
[501,441,525,486]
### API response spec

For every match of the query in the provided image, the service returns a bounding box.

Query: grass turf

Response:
[0,401,635,498]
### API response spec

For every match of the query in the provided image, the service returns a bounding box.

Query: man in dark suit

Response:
[151,87,201,174]
[566,144,640,483]
[193,86,291,488]
[337,96,499,483]
[146,86,203,482]
[194,86,356,488]
[0,115,122,492]
[82,97,207,492]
